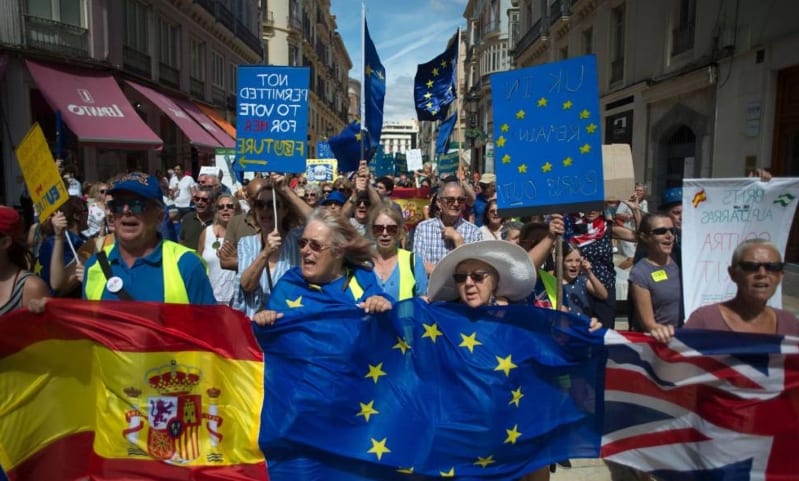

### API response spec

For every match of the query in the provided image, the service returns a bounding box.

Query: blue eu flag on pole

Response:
[415,32,458,121]
[436,112,458,154]
[328,120,369,173]
[364,19,385,156]
[256,299,604,481]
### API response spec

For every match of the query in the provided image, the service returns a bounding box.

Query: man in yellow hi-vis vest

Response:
[83,172,216,304]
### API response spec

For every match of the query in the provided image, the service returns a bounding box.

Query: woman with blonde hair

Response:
[198,193,241,305]
[368,203,427,301]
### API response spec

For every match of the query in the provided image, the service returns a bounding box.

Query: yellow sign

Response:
[15,123,68,220]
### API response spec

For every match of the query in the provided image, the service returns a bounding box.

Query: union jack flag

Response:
[602,329,799,481]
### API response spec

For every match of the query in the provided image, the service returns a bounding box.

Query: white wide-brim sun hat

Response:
[427,240,537,303]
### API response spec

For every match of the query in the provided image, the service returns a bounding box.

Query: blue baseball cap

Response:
[109,172,165,205]
[660,187,682,210]
[321,191,347,206]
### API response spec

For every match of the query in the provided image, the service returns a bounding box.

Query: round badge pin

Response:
[212,240,221,249]
[106,276,124,293]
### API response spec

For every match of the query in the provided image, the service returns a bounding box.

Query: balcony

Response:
[195,0,262,56]
[190,77,205,99]
[671,23,694,56]
[610,58,624,84]
[234,18,262,55]
[263,10,275,37]
[123,45,151,77]
[513,18,543,55]
[24,15,88,57]
[211,85,226,106]
[159,62,180,89]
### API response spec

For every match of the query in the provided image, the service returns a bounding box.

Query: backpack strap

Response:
[96,250,134,301]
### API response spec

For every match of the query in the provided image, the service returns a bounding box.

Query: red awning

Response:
[173,98,235,148]
[195,103,237,139]
[25,60,162,149]
[125,80,222,150]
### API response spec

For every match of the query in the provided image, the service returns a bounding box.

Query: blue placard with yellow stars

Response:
[256,298,604,481]
[490,55,604,216]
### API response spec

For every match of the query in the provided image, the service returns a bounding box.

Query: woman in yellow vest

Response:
[369,204,427,301]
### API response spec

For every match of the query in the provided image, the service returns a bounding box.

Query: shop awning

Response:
[196,103,237,139]
[173,98,235,148]
[125,80,222,150]
[25,60,162,149]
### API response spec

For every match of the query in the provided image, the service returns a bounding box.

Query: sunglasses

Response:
[253,199,280,209]
[217,203,236,210]
[452,270,491,284]
[441,196,467,205]
[736,261,784,273]
[649,227,676,236]
[356,199,371,207]
[99,189,107,194]
[372,224,399,236]
[108,198,152,215]
[298,238,330,252]
[193,196,210,203]
[305,193,318,198]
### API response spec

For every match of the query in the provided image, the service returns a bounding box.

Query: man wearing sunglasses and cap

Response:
[82,172,216,304]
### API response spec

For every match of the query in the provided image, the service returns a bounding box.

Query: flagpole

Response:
[455,28,464,180]
[360,2,366,165]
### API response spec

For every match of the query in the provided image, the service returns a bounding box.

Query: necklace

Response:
[211,226,222,249]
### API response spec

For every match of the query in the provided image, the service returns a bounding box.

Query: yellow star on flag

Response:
[586,123,597,134]
[367,437,391,461]
[286,296,303,308]
[502,154,512,164]
[542,162,553,173]
[432,67,440,76]
[537,97,548,107]
[579,143,591,154]
[392,337,411,354]
[562,100,573,109]
[355,131,363,141]
[501,123,510,132]
[376,70,384,80]
[422,322,443,343]
[515,109,526,119]
[424,92,432,99]
[426,79,434,88]
[518,163,528,174]
[459,332,482,353]
[579,109,591,119]
[440,59,448,68]
[563,157,573,167]
[440,467,455,477]
[509,387,524,407]
[496,136,507,148]
[504,424,522,444]
[425,101,433,109]
[474,455,496,468]
[365,65,373,76]
[396,467,414,474]
[365,362,387,383]
[495,355,517,376]
[356,400,379,422]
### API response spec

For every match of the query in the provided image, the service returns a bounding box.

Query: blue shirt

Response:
[413,217,481,267]
[82,239,216,304]
[267,266,391,315]
[372,251,428,300]
[36,231,86,293]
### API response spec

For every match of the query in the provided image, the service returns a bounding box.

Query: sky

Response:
[330,0,467,123]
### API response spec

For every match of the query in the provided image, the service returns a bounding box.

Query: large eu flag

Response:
[256,298,605,481]
[414,32,458,121]
[328,120,369,173]
[364,19,385,155]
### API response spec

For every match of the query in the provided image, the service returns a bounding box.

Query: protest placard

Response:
[490,55,604,216]
[305,159,338,183]
[406,149,423,172]
[235,66,309,173]
[682,177,799,315]
[15,123,68,220]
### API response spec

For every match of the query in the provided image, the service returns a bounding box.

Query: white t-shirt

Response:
[615,199,648,257]
[173,175,196,208]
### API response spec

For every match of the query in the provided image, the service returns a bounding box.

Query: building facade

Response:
[0,0,265,204]
[505,0,799,261]
[262,0,351,157]
[380,120,418,156]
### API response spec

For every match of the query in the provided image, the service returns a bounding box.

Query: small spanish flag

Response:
[0,299,268,481]
[692,189,707,207]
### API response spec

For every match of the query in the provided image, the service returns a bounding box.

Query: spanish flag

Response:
[691,189,707,208]
[0,299,268,480]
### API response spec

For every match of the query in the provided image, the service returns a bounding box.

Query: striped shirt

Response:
[412,216,481,266]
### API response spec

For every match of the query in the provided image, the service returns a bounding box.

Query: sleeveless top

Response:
[201,225,236,304]
[0,271,33,315]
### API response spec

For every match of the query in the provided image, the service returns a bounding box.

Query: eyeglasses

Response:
[305,193,317,198]
[108,198,152,215]
[253,199,280,209]
[453,271,492,284]
[298,238,330,252]
[99,189,107,194]
[649,227,676,236]
[217,203,236,210]
[736,261,784,273]
[372,224,399,236]
[192,196,210,204]
[356,199,371,207]
[441,196,467,206]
